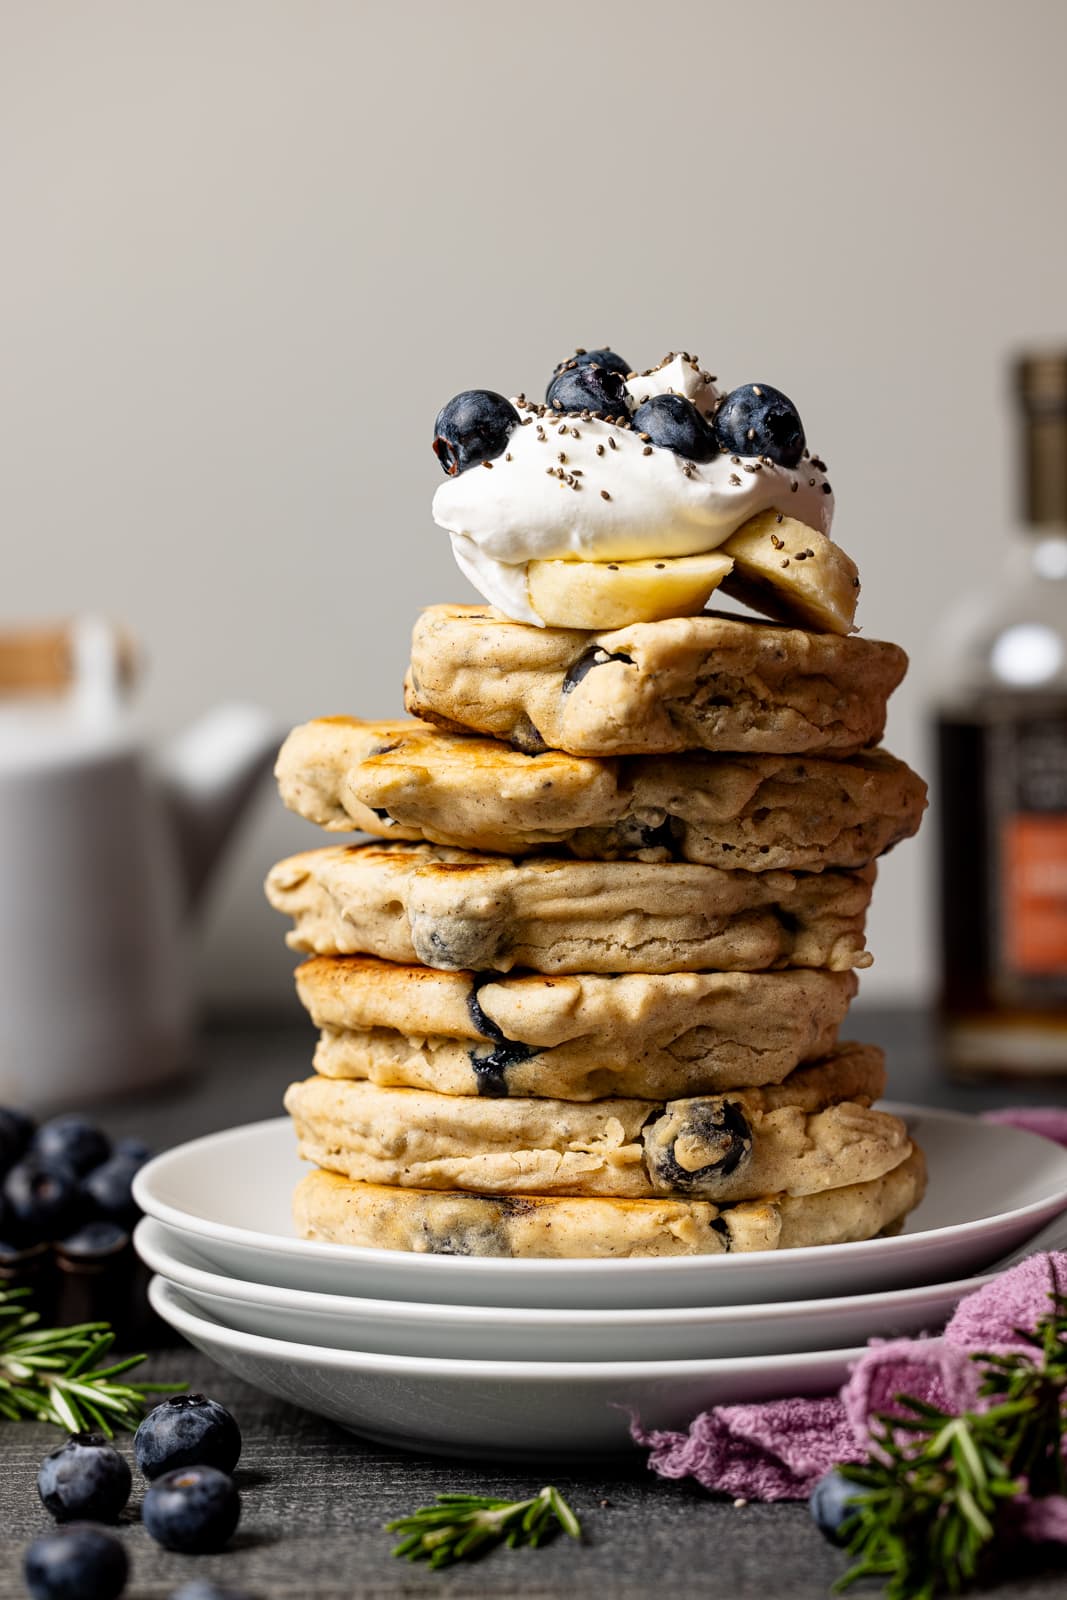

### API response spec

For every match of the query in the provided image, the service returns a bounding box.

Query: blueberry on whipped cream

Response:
[432,390,519,477]
[432,350,840,629]
[545,361,630,419]
[630,393,718,462]
[714,383,806,468]
[548,347,632,388]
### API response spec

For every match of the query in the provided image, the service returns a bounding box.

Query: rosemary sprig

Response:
[834,1403,1023,1600]
[387,1485,581,1567]
[835,1292,1067,1600]
[0,1284,181,1436]
[976,1291,1067,1499]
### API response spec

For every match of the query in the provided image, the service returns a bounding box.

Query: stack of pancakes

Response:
[266,602,927,1260]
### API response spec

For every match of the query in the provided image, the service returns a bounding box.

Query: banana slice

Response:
[720,512,860,635]
[526,551,734,630]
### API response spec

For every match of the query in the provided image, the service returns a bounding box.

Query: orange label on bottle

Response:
[1001,814,1067,974]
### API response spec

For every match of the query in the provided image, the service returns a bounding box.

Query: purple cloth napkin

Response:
[982,1106,1067,1143]
[634,1106,1067,1508]
[635,1251,1067,1500]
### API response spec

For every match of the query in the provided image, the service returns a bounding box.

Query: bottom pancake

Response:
[292,1145,927,1259]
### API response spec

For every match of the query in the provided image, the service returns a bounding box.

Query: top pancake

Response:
[276,716,926,870]
[404,605,908,758]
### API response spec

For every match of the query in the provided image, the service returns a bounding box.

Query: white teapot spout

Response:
[159,703,281,911]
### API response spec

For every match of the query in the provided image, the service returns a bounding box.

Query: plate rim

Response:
[134,1216,995,1328]
[133,1104,1067,1278]
[149,1275,868,1380]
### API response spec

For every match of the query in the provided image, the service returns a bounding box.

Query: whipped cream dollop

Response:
[433,354,834,626]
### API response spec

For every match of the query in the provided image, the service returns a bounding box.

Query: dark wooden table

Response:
[2,1009,1066,1599]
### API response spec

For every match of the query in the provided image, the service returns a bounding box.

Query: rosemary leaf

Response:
[0,1283,183,1434]
[387,1484,581,1567]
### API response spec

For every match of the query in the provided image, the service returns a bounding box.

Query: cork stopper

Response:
[1016,352,1067,526]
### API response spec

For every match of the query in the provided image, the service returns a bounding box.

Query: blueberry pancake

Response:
[297,957,858,1099]
[265,842,874,975]
[276,717,926,870]
[403,605,908,759]
[292,1145,928,1258]
[283,1044,910,1202]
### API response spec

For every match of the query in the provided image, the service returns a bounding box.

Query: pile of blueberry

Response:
[432,346,807,477]
[24,1394,248,1600]
[0,1108,150,1277]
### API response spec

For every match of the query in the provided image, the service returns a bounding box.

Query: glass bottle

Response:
[934,353,1067,1077]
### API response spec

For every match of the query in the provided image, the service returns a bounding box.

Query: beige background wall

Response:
[4,0,1067,1011]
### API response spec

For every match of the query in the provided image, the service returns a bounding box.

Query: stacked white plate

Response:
[134,1105,1067,1459]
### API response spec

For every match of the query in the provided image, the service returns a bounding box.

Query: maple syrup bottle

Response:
[935,353,1067,1077]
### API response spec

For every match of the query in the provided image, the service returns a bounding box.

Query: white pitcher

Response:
[0,618,280,1107]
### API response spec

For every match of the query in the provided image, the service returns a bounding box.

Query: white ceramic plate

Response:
[136,1216,992,1362]
[149,1276,862,1458]
[133,1107,1067,1310]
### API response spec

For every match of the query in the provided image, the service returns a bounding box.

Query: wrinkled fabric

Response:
[944,1249,1067,1353]
[1018,1496,1067,1543]
[633,1334,986,1501]
[634,1248,1067,1508]
[840,1337,980,1440]
[637,1399,863,1501]
[982,1106,1067,1144]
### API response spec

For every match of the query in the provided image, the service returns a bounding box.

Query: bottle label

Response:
[1001,814,1067,973]
[990,714,1067,990]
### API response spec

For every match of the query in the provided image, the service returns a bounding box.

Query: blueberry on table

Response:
[432,390,519,476]
[34,1116,110,1178]
[82,1155,143,1228]
[0,1222,52,1268]
[809,1468,867,1545]
[549,347,631,385]
[713,383,806,468]
[135,1393,242,1479]
[23,1526,128,1600]
[630,394,718,462]
[112,1137,152,1166]
[3,1156,79,1242]
[0,1106,35,1176]
[545,362,631,419]
[37,1432,133,1523]
[58,1221,130,1260]
[142,1465,241,1554]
